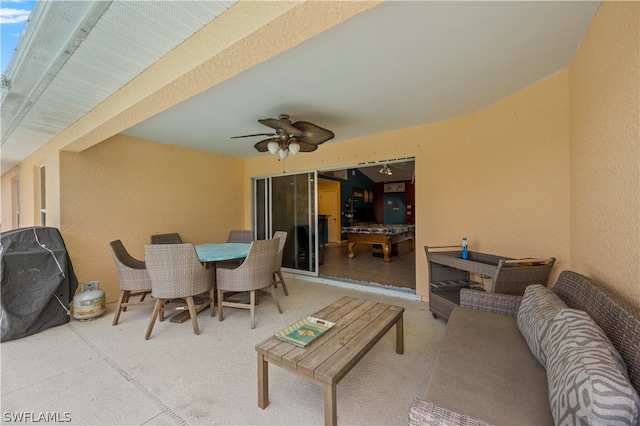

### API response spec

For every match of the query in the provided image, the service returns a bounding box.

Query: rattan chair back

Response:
[217,239,279,292]
[216,238,281,328]
[144,244,213,299]
[226,230,254,243]
[150,233,183,244]
[272,231,287,270]
[271,231,289,295]
[109,240,152,291]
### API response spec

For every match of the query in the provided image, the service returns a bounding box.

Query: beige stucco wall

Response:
[58,135,245,302]
[4,141,62,230]
[245,71,571,299]
[569,1,640,307]
[2,1,637,309]
[0,166,20,230]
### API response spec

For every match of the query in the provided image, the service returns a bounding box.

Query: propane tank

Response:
[73,281,105,321]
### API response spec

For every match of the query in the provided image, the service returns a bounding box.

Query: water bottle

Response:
[461,237,469,259]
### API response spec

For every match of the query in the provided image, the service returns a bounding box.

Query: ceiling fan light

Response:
[278,148,288,159]
[288,141,300,155]
[379,164,392,175]
[267,141,279,154]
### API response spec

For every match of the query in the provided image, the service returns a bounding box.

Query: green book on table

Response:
[275,316,336,347]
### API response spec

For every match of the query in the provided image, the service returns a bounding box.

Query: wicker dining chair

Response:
[272,231,289,296]
[109,240,154,326]
[143,244,215,339]
[226,230,254,243]
[216,238,281,329]
[150,233,183,244]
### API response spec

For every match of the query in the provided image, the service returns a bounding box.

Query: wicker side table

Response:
[425,246,554,321]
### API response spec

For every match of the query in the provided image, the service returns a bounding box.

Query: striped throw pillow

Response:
[546,309,640,425]
[517,284,568,367]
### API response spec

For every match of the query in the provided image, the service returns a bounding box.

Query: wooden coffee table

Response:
[255,296,404,425]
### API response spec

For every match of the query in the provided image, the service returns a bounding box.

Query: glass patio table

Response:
[195,242,251,263]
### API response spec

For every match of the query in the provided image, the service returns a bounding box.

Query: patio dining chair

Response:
[226,230,254,243]
[216,238,281,329]
[144,244,215,339]
[150,233,183,244]
[272,231,289,296]
[109,240,154,326]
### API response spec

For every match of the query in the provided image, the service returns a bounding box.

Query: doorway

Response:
[252,159,416,292]
[317,158,416,291]
[318,182,340,243]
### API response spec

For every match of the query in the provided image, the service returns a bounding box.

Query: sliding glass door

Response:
[254,172,318,275]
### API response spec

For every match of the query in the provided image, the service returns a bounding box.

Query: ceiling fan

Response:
[232,114,334,159]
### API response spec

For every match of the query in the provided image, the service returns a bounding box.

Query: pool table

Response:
[342,224,415,262]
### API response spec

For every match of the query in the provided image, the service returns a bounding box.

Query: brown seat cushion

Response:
[424,307,554,425]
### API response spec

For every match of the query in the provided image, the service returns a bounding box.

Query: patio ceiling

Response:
[1,1,600,176]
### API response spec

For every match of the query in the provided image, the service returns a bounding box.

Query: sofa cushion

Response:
[425,307,553,425]
[546,309,640,425]
[517,284,567,367]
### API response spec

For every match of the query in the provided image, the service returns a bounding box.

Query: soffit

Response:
[1,0,236,171]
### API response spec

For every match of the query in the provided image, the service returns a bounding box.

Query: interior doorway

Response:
[318,182,340,243]
[316,158,416,291]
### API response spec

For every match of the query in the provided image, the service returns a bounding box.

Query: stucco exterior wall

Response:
[0,166,20,230]
[245,71,571,299]
[2,2,637,310]
[569,1,640,307]
[59,135,245,302]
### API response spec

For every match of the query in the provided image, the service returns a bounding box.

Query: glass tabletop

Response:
[195,243,250,262]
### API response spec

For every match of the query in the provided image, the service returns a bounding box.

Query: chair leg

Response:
[276,270,288,296]
[250,290,256,329]
[209,287,215,317]
[145,299,164,340]
[217,289,224,321]
[121,290,131,312]
[186,296,200,335]
[159,300,165,322]
[112,290,128,326]
[267,285,283,314]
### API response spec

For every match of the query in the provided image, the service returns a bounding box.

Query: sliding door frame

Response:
[252,170,320,277]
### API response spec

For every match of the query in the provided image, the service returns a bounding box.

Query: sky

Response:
[1,0,35,72]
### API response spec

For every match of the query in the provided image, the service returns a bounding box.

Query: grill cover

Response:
[1,227,79,342]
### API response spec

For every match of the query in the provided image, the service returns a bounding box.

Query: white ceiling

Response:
[1,1,600,175]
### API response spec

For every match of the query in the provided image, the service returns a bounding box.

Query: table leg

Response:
[323,382,337,426]
[382,243,391,263]
[395,313,404,354]
[347,242,356,258]
[257,353,269,409]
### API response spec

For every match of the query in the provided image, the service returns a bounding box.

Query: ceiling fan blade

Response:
[253,138,276,152]
[231,132,274,139]
[296,141,319,152]
[258,117,303,137]
[292,121,335,145]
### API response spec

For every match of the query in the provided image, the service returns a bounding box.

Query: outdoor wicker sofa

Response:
[409,270,640,425]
